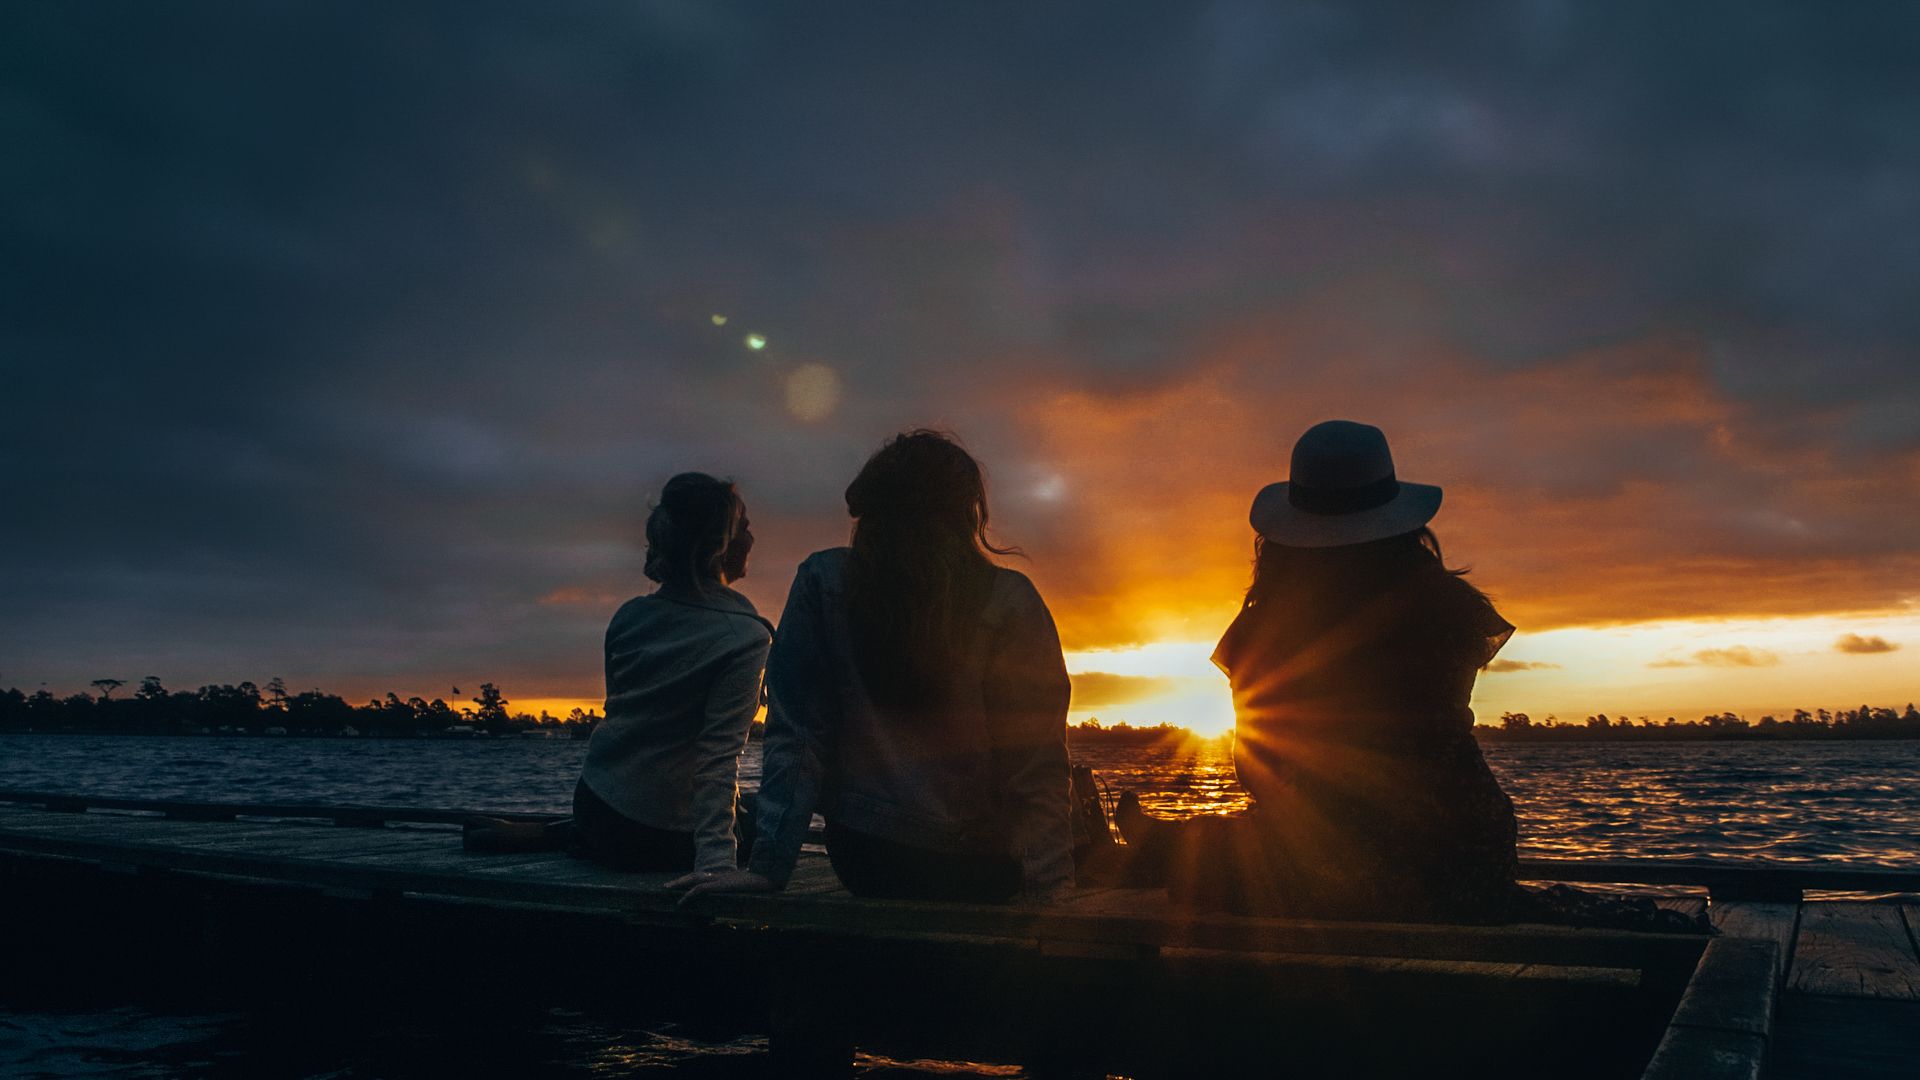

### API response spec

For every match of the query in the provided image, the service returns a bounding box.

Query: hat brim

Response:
[1249,481,1443,549]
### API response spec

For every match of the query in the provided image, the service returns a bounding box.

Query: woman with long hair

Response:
[1116,420,1521,922]
[683,430,1075,904]
[569,472,772,873]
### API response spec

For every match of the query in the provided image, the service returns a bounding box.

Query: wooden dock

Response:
[1,791,1915,1078]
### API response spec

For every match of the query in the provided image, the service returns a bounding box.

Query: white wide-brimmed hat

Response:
[1249,420,1443,548]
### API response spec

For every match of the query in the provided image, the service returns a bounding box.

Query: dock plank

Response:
[461,854,656,887]
[2,817,329,855]
[1788,903,1920,1000]
[0,806,1710,973]
[192,829,456,861]
[0,813,493,874]
[1641,937,1778,1080]
[335,845,582,875]
[0,810,199,840]
[1712,901,1799,989]
[1666,938,1778,1037]
[7,816,453,862]
[1057,886,1173,919]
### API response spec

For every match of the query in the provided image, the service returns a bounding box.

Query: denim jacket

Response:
[748,548,1075,900]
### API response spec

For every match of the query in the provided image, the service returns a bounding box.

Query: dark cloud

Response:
[4,2,1919,691]
[1835,633,1900,655]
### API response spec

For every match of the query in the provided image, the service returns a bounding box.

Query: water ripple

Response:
[2,735,1917,867]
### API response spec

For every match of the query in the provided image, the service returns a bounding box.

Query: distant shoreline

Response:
[1474,728,1920,743]
[4,724,1919,744]
[9,681,1917,744]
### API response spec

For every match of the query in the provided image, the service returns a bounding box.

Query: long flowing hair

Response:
[643,473,745,592]
[1244,527,1476,613]
[1224,527,1498,674]
[843,431,1015,713]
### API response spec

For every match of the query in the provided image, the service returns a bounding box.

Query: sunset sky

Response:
[5,4,1917,734]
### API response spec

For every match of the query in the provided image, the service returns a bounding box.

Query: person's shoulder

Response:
[607,594,656,627]
[706,583,761,616]
[691,585,771,650]
[986,564,1050,619]
[990,563,1041,594]
[799,547,851,572]
[795,547,852,587]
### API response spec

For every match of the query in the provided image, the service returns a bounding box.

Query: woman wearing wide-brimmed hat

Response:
[1115,420,1522,922]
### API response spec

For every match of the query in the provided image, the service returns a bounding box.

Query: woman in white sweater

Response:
[571,472,772,873]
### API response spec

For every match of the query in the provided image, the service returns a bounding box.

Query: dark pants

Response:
[824,822,1022,904]
[569,780,697,871]
[568,780,762,872]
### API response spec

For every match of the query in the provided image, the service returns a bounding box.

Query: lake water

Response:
[5,734,1918,867]
[3,735,1918,1077]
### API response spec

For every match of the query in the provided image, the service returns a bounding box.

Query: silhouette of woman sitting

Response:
[1116,421,1521,922]
[572,472,772,874]
[683,431,1076,905]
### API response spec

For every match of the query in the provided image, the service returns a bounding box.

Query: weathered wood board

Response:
[1710,900,1798,988]
[1787,902,1920,1000]
[0,807,1710,975]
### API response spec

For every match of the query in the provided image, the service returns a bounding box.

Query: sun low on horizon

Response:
[510,603,1917,741]
[1054,610,1919,740]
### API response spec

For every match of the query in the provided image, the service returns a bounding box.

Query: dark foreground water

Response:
[3,735,1918,1077]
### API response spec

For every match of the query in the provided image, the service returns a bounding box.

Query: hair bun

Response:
[645,473,742,587]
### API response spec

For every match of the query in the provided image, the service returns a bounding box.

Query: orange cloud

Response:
[1005,295,1920,650]
[1069,672,1179,707]
[1835,633,1900,654]
[1649,646,1781,669]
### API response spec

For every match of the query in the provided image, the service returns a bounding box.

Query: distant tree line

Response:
[9,681,1917,743]
[1069,719,1227,746]
[1479,704,1920,742]
[0,677,602,739]
[1072,704,1920,744]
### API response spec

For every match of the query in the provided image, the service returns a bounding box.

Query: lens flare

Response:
[711,314,728,326]
[745,333,767,350]
[785,363,841,422]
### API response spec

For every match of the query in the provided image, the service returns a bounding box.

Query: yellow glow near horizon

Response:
[511,609,1914,737]
[1469,609,1920,723]
[510,697,603,719]
[1057,608,1918,736]
[1066,641,1236,736]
